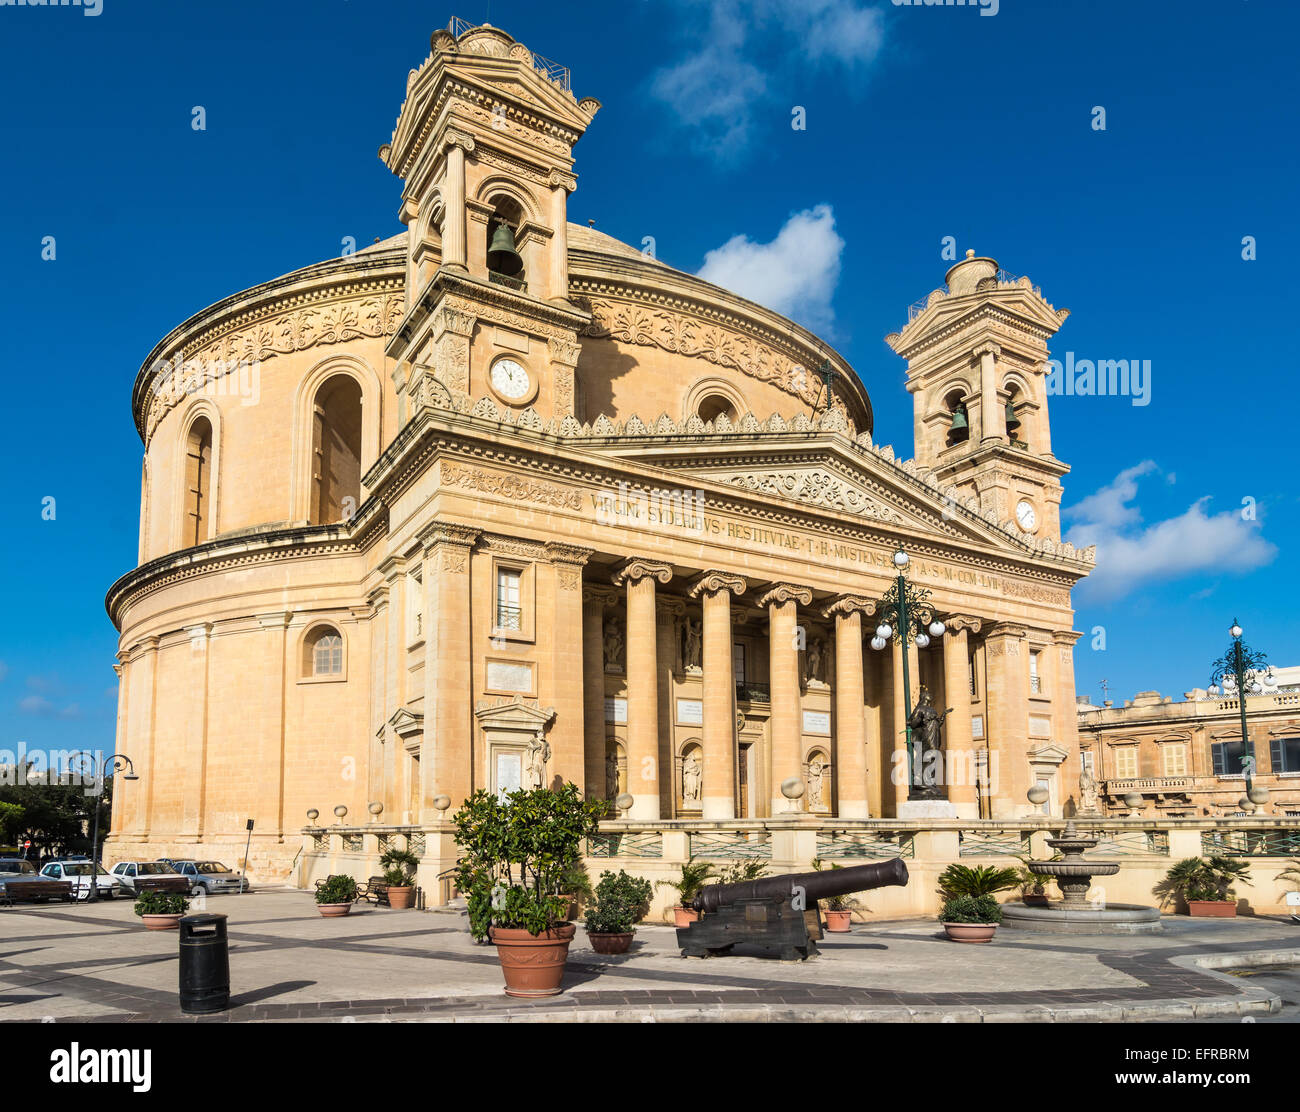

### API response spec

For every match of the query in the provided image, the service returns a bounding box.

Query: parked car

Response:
[171,861,250,896]
[0,858,74,903]
[0,858,38,878]
[39,861,126,899]
[109,861,190,894]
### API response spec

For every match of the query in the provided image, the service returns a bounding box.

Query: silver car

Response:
[172,860,250,895]
[109,861,189,894]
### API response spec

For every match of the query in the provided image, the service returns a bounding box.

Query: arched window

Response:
[697,394,737,423]
[486,196,525,289]
[303,626,344,678]
[943,389,970,447]
[1005,385,1027,448]
[310,375,363,525]
[183,417,213,547]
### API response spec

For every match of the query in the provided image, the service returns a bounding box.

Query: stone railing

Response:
[1104,777,1192,794]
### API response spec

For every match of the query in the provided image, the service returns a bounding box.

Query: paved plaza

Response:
[2,890,1298,1022]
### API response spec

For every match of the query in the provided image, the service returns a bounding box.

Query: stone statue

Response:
[806,638,826,684]
[606,751,620,798]
[683,617,703,672]
[526,733,551,790]
[603,620,624,671]
[682,755,702,804]
[905,687,952,798]
[1079,765,1100,814]
[807,758,825,810]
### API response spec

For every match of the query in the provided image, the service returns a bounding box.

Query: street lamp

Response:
[870,546,946,798]
[87,754,138,902]
[1208,619,1273,801]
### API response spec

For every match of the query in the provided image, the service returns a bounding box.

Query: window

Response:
[1029,651,1042,694]
[968,647,978,698]
[697,394,738,424]
[407,568,423,644]
[309,375,363,525]
[1212,740,1246,776]
[732,642,746,684]
[1080,750,1095,774]
[1270,737,1300,774]
[1162,744,1187,777]
[496,568,522,631]
[303,626,344,679]
[183,416,213,547]
[1112,746,1138,779]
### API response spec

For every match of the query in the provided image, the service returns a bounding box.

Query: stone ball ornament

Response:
[781,777,806,800]
[368,800,384,818]
[1248,785,1271,806]
[1026,784,1049,805]
[1123,792,1143,814]
[333,805,348,823]
[615,792,634,812]
[433,794,452,813]
[306,808,320,825]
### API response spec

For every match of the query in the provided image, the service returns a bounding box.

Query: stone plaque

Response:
[486,660,533,693]
[604,697,627,724]
[802,710,831,736]
[1029,715,1053,738]
[495,750,522,799]
[676,699,703,726]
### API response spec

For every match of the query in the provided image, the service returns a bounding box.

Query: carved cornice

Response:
[987,622,1029,640]
[479,534,548,560]
[543,541,594,567]
[688,571,748,600]
[822,595,876,620]
[757,583,813,609]
[418,521,480,551]
[612,559,673,587]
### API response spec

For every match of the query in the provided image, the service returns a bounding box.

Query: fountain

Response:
[1001,819,1162,935]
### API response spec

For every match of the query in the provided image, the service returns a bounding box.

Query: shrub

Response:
[939,895,1003,925]
[654,857,715,907]
[718,859,769,885]
[584,870,653,935]
[938,863,1022,900]
[1160,856,1252,906]
[810,858,859,912]
[133,890,189,917]
[316,874,359,904]
[379,847,418,889]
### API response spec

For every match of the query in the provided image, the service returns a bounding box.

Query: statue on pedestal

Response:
[682,755,702,804]
[905,687,952,799]
[1078,765,1101,814]
[526,733,551,790]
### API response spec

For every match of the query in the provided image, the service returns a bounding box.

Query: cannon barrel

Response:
[692,857,908,913]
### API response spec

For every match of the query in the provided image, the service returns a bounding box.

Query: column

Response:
[123,636,159,837]
[422,522,479,819]
[977,342,1004,442]
[582,587,616,802]
[984,622,1029,818]
[759,583,812,814]
[255,612,290,842]
[544,543,593,791]
[943,616,982,818]
[547,170,576,304]
[691,572,747,820]
[1053,630,1084,805]
[891,634,921,811]
[656,597,683,818]
[179,622,213,839]
[824,596,873,818]
[613,559,673,820]
[441,132,473,273]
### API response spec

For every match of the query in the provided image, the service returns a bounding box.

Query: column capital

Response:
[657,595,687,619]
[547,335,583,368]
[822,594,875,620]
[973,342,1002,360]
[255,612,291,631]
[689,570,747,600]
[544,541,594,567]
[1052,629,1084,646]
[443,128,476,155]
[613,558,672,587]
[548,168,578,192]
[988,621,1029,639]
[944,613,984,635]
[418,521,480,552]
[758,582,812,608]
[582,585,618,608]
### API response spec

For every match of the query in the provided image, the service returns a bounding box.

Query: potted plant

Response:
[379,847,419,909]
[811,859,858,931]
[584,869,653,954]
[1277,859,1300,921]
[936,863,1020,942]
[1161,856,1251,917]
[557,861,595,921]
[655,857,716,927]
[134,889,190,930]
[1015,856,1058,906]
[453,783,604,997]
[316,873,359,917]
[939,894,1003,943]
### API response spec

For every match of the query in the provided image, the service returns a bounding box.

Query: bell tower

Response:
[380,21,602,422]
[886,252,1072,541]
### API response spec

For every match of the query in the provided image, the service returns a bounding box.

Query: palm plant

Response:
[1158,856,1252,907]
[937,863,1022,900]
[379,846,419,889]
[718,859,769,885]
[1275,858,1300,891]
[655,857,715,907]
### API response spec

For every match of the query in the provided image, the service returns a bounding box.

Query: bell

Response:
[1005,399,1021,431]
[949,404,968,435]
[487,222,524,277]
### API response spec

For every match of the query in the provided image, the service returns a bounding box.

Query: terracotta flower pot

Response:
[317,902,353,918]
[387,886,415,909]
[1188,900,1236,918]
[673,906,699,928]
[587,930,634,954]
[943,922,998,943]
[490,923,576,997]
[141,913,183,931]
[1023,893,1050,907]
[823,909,853,932]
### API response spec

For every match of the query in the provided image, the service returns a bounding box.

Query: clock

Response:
[1015,499,1038,533]
[488,358,535,405]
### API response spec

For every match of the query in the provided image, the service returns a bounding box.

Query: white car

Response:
[171,860,251,895]
[39,861,125,899]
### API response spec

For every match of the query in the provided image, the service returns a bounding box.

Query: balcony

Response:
[494,605,522,631]
[1104,777,1191,795]
[735,681,770,703]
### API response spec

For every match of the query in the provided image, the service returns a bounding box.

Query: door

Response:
[737,743,750,818]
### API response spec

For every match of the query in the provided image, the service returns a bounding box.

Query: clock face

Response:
[490,359,532,403]
[1015,499,1038,532]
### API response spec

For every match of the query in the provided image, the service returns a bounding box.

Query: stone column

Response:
[656,597,684,818]
[613,559,673,820]
[977,343,1004,442]
[429,304,476,397]
[123,636,160,837]
[254,612,290,841]
[824,596,874,818]
[759,583,812,815]
[890,634,921,812]
[582,587,616,802]
[942,616,982,818]
[179,622,213,840]
[548,170,576,304]
[545,543,593,792]
[984,622,1029,818]
[690,572,748,820]
[421,522,479,820]
[1053,630,1084,805]
[548,335,582,420]
[441,132,474,274]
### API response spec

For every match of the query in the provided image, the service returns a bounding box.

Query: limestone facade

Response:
[105,22,1094,880]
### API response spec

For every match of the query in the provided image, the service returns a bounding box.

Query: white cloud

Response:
[652,0,885,156]
[697,204,843,329]
[18,695,54,716]
[1065,461,1276,602]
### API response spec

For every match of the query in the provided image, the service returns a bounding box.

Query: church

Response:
[105,20,1095,884]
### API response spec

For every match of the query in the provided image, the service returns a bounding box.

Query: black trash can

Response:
[178,913,230,1014]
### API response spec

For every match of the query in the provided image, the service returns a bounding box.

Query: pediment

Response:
[1028,743,1070,765]
[388,706,424,740]
[474,695,556,730]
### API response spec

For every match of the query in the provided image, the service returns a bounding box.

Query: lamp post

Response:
[87,754,138,902]
[870,546,947,798]
[1208,619,1273,801]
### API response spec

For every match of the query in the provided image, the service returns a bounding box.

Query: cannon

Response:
[678,858,909,960]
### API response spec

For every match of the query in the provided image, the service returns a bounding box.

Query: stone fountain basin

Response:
[1029,861,1120,878]
[1001,901,1162,934]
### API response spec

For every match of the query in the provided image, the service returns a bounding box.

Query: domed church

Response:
[105,20,1094,884]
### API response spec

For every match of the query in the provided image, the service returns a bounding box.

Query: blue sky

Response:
[1,0,1296,761]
